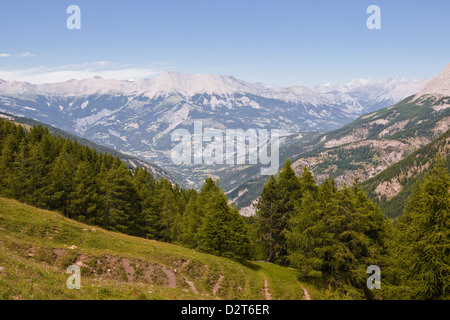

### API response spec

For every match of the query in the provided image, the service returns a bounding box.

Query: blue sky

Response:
[0,0,449,86]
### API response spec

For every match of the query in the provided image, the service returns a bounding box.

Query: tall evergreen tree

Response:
[286,176,389,299]
[158,181,181,242]
[299,166,319,196]
[0,134,19,193]
[131,167,157,237]
[48,141,76,216]
[255,159,302,263]
[68,161,99,223]
[254,175,282,262]
[179,192,203,248]
[99,157,139,233]
[387,157,449,299]
[7,139,32,201]
[197,178,251,261]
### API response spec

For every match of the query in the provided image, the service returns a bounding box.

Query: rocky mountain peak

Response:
[415,63,450,99]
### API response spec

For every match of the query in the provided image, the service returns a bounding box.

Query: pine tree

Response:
[99,157,139,233]
[47,141,76,216]
[131,167,155,237]
[1,118,258,263]
[0,134,18,193]
[286,175,389,299]
[197,178,251,261]
[225,206,252,261]
[68,161,99,222]
[132,167,155,197]
[158,181,181,242]
[39,127,58,165]
[254,175,282,262]
[179,192,203,247]
[26,139,53,207]
[300,166,319,196]
[7,139,33,201]
[389,157,449,299]
[255,159,302,263]
[285,187,324,277]
[278,159,302,210]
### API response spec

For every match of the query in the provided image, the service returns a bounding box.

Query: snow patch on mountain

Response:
[0,72,427,114]
[152,103,190,144]
[81,100,89,109]
[317,77,429,113]
[108,128,121,138]
[75,108,117,134]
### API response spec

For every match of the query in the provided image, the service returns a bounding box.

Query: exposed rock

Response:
[433,117,450,136]
[375,178,403,200]
[432,103,450,112]
[415,63,450,98]
[324,126,370,148]
[162,267,177,288]
[378,120,410,138]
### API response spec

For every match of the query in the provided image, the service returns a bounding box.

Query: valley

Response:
[1,0,449,304]
[1,65,449,220]
[230,64,450,216]
[0,73,427,190]
[0,66,448,300]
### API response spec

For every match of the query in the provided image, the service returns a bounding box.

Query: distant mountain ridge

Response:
[0,72,428,189]
[0,72,427,106]
[315,77,428,114]
[230,95,450,216]
[229,64,450,216]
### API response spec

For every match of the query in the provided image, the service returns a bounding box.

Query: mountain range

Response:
[230,64,450,216]
[0,72,428,189]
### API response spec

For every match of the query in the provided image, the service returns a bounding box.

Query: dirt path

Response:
[298,282,311,300]
[212,275,224,296]
[162,267,177,288]
[264,279,271,300]
[184,277,199,294]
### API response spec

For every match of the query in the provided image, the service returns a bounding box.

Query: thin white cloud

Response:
[0,61,164,83]
[0,52,35,58]
[19,52,35,57]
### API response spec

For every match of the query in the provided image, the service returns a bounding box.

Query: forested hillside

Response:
[0,118,251,261]
[0,112,176,183]
[362,129,450,217]
[249,158,449,299]
[1,118,448,300]
[230,94,450,216]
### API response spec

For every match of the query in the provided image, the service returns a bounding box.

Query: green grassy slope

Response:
[0,197,321,300]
